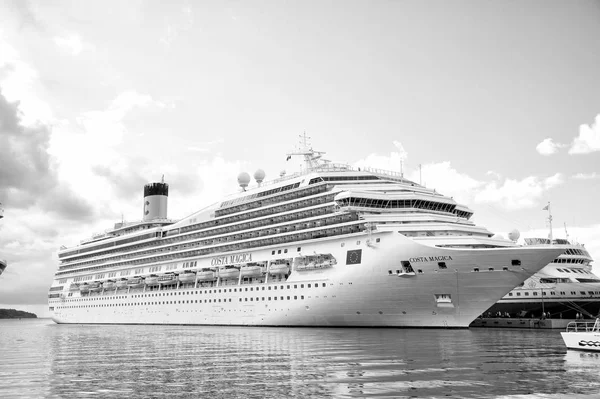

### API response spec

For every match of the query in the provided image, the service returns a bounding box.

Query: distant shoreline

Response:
[0,309,38,319]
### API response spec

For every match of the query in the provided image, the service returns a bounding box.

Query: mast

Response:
[543,202,553,243]
[285,132,328,171]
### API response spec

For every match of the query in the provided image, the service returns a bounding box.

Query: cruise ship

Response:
[479,237,598,319]
[48,144,564,327]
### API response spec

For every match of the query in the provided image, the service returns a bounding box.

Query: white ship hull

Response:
[50,232,562,328]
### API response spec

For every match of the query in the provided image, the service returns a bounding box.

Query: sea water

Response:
[0,319,598,398]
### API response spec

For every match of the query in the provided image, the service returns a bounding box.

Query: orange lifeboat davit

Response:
[240,265,262,278]
[178,271,196,283]
[218,268,240,280]
[269,263,290,275]
[197,270,216,281]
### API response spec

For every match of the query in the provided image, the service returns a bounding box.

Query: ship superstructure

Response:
[481,238,598,319]
[48,143,564,327]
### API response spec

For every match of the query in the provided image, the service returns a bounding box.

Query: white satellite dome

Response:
[492,233,505,240]
[254,169,266,184]
[237,172,251,189]
[508,229,520,242]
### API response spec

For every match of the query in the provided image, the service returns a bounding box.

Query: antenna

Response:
[285,132,329,171]
[564,222,569,242]
[419,164,422,185]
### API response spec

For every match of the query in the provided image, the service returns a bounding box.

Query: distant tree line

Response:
[0,309,37,319]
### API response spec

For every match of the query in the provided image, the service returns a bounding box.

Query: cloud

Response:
[187,138,224,153]
[407,161,482,205]
[54,34,84,55]
[354,142,565,211]
[159,5,194,47]
[0,37,53,125]
[536,138,565,156]
[475,173,563,211]
[569,114,600,154]
[0,91,95,219]
[393,140,407,160]
[572,172,598,180]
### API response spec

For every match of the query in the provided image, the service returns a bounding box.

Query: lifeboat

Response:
[69,283,80,291]
[158,274,178,285]
[89,281,102,292]
[103,280,116,290]
[218,268,240,280]
[145,275,160,286]
[269,263,289,275]
[116,279,128,289]
[79,283,89,293]
[127,277,144,288]
[178,271,196,283]
[197,271,216,281]
[240,265,262,278]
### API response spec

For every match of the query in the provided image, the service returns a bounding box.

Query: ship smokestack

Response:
[143,181,169,221]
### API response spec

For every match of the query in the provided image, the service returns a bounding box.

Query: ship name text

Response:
[211,253,253,266]
[409,255,453,263]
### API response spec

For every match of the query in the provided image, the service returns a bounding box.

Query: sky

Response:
[0,0,599,317]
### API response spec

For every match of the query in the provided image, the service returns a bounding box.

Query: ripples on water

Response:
[1,319,599,398]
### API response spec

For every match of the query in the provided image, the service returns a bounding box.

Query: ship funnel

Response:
[143,181,169,221]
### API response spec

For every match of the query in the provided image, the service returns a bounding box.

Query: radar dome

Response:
[254,169,266,184]
[492,234,505,240]
[237,172,251,189]
[508,229,520,242]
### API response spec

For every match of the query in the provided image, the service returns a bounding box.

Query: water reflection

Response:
[1,319,600,398]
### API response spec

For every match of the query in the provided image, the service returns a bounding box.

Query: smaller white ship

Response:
[561,319,600,351]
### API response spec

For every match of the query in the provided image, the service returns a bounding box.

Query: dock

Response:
[470,317,577,329]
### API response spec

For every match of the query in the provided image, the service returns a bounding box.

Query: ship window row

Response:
[58,283,328,302]
[59,232,157,259]
[216,183,325,218]
[53,295,312,310]
[73,275,94,282]
[59,212,357,271]
[539,278,571,283]
[509,291,600,297]
[556,267,590,273]
[56,223,363,276]
[182,188,333,236]
[554,258,587,265]
[49,286,64,291]
[563,248,589,256]
[336,197,472,219]
[337,197,456,213]
[219,182,301,210]
[62,193,336,265]
[319,175,381,182]
[53,283,333,307]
